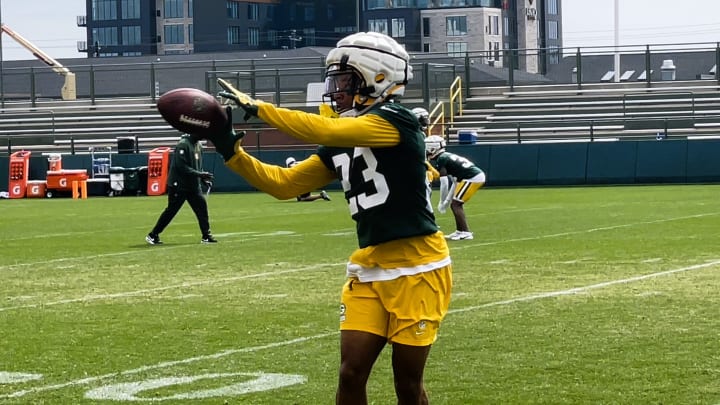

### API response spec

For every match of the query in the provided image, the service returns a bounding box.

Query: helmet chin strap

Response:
[352,82,400,116]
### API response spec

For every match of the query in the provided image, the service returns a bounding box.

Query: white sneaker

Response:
[450,231,473,241]
[444,231,459,239]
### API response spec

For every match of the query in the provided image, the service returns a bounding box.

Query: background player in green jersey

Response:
[201,32,452,405]
[425,135,486,241]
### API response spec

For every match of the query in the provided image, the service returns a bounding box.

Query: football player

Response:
[412,106,430,135]
[425,135,486,241]
[204,32,452,405]
[285,157,331,202]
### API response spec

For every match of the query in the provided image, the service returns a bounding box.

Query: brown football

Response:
[157,88,227,137]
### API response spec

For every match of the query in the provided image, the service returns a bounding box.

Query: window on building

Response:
[368,19,388,35]
[304,5,315,21]
[228,26,242,44]
[164,24,184,44]
[93,0,117,21]
[189,0,193,17]
[188,24,193,43]
[548,0,558,15]
[391,18,405,38]
[446,16,467,36]
[548,20,558,40]
[121,0,140,19]
[503,16,509,36]
[268,29,277,47]
[122,25,141,45]
[423,17,430,37]
[548,45,560,64]
[492,15,499,35]
[164,0,183,18]
[93,26,119,45]
[248,27,259,46]
[447,42,467,57]
[227,1,241,19]
[122,51,141,56]
[267,4,275,20]
[248,3,259,20]
[303,28,316,46]
[423,43,430,52]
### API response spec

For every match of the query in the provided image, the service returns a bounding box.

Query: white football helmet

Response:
[424,135,446,159]
[412,107,430,130]
[323,32,413,114]
[285,157,297,167]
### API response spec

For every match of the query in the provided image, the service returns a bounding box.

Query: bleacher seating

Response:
[446,80,720,143]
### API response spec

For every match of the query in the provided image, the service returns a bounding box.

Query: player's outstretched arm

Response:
[227,151,336,200]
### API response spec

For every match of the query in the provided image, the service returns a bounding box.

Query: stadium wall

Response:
[2,140,720,195]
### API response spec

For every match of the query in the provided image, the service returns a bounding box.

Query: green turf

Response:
[1,184,720,404]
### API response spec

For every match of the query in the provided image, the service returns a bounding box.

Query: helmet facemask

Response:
[322,65,366,114]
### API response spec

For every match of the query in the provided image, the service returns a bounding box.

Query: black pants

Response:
[150,185,210,237]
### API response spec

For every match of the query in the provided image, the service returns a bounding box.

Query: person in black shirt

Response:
[146,134,217,244]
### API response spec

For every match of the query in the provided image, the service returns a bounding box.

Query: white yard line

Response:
[3,259,719,399]
[2,212,716,310]
[0,263,345,313]
[448,259,720,314]
[452,212,719,250]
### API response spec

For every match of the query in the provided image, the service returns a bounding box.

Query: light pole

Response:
[613,0,620,82]
[356,0,360,32]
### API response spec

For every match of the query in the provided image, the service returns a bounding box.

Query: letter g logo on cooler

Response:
[31,185,40,194]
[59,178,67,187]
[12,185,21,196]
[151,182,160,192]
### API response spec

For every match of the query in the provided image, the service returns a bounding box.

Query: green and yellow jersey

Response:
[432,151,484,181]
[225,102,450,282]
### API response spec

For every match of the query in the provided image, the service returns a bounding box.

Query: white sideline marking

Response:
[3,259,719,400]
[452,212,720,251]
[642,258,663,263]
[449,259,720,315]
[0,263,344,313]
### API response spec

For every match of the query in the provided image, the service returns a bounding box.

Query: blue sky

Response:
[0,0,718,61]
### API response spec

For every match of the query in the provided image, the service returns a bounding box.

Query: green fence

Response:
[3,140,720,194]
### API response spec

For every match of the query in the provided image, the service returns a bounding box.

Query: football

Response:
[157,88,228,137]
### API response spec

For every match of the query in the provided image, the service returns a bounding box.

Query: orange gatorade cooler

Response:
[146,147,171,195]
[26,180,47,198]
[46,169,89,197]
[8,150,31,199]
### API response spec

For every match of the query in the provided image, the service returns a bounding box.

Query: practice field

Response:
[1,184,719,404]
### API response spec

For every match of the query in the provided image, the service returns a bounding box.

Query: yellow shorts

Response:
[453,180,484,204]
[340,265,452,346]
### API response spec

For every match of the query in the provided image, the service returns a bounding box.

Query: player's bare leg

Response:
[451,200,469,232]
[392,343,431,405]
[337,330,387,405]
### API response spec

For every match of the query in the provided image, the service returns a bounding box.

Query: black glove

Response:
[217,78,259,121]
[199,172,214,182]
[207,106,246,161]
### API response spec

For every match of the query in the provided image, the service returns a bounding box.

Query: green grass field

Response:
[1,184,720,404]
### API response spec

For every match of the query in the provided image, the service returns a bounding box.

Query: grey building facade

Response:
[78,0,561,73]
